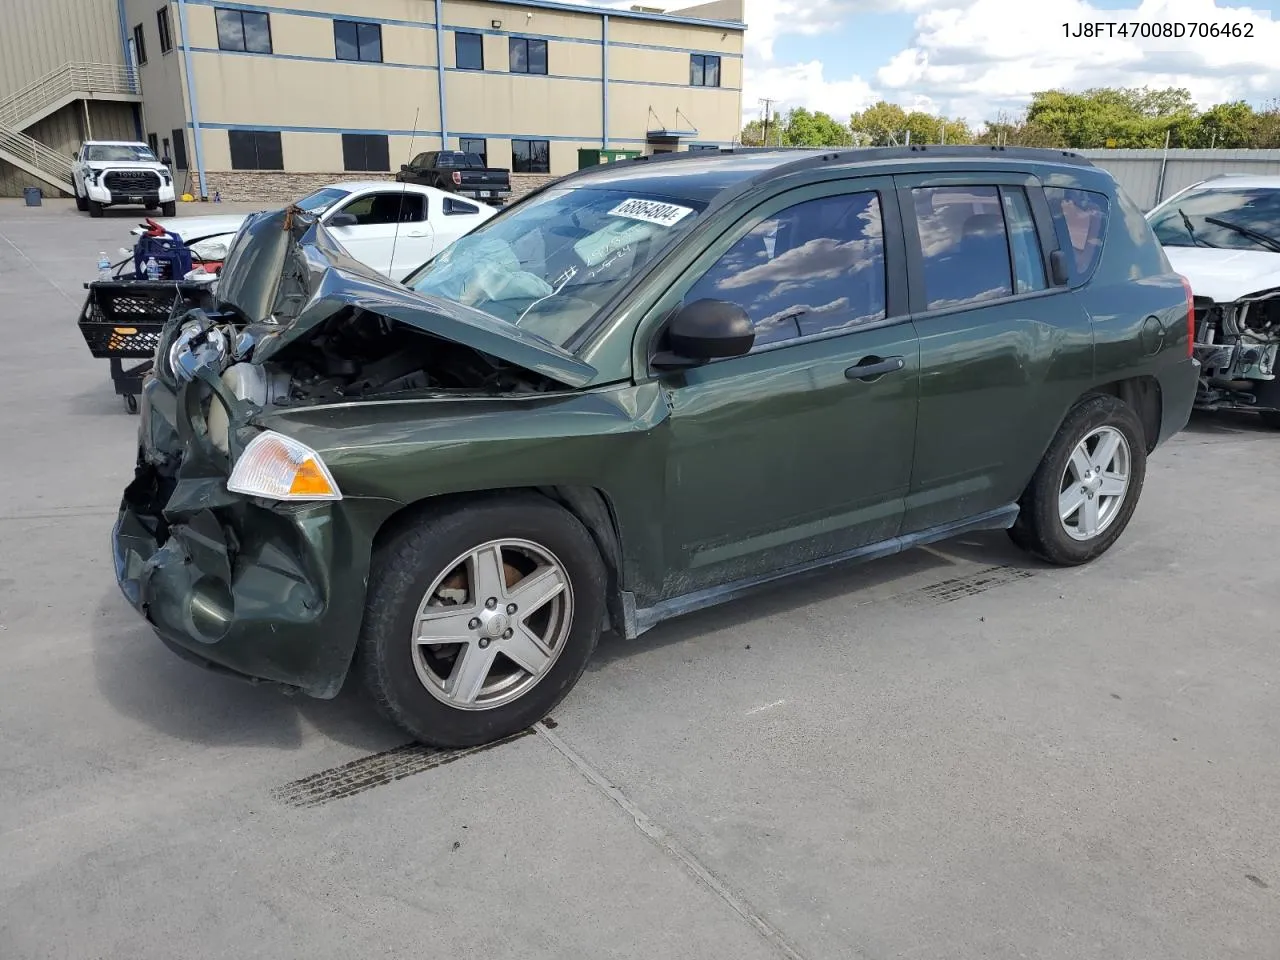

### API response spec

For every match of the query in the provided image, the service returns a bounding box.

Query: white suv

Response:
[73,140,177,218]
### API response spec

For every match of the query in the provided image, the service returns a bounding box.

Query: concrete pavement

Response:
[1,197,1277,960]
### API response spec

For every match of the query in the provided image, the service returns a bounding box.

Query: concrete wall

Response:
[1079,149,1280,211]
[0,0,126,99]
[0,101,136,197]
[124,0,194,192]
[153,0,742,199]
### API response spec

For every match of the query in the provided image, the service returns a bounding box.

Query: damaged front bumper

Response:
[112,374,388,699]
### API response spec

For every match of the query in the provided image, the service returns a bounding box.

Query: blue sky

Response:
[721,0,1280,129]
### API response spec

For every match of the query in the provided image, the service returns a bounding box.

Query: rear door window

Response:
[1001,187,1047,294]
[1044,187,1109,282]
[911,186,1012,310]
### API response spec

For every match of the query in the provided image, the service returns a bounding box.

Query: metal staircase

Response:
[0,62,141,196]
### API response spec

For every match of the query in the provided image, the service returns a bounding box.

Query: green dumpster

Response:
[577,148,642,169]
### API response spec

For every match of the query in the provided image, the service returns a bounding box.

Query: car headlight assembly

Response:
[227,430,342,501]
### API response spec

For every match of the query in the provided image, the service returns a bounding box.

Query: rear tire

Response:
[1259,411,1280,430]
[1008,394,1147,566]
[161,201,176,217]
[88,199,104,218]
[359,494,606,747]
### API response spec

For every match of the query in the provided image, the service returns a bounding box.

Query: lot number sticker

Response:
[608,198,694,227]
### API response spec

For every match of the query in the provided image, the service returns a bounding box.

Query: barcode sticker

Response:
[607,198,694,227]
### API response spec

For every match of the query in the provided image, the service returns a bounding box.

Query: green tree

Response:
[783,107,854,147]
[850,101,908,145]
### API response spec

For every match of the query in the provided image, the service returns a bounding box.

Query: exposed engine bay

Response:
[1192,288,1280,412]
[165,307,566,454]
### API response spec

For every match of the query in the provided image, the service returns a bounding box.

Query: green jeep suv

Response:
[113,146,1200,746]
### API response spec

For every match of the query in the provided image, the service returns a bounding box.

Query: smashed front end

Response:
[112,207,587,698]
[1192,287,1280,412]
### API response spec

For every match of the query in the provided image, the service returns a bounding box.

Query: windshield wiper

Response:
[1203,215,1280,254]
[1179,209,1214,248]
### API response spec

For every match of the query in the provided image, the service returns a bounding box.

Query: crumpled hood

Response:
[215,207,597,389]
[1163,246,1280,302]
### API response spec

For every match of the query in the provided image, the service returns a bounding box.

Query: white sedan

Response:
[133,181,497,280]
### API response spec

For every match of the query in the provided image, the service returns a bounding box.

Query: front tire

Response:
[88,199,104,218]
[1259,411,1280,430]
[161,200,176,217]
[75,190,88,212]
[1008,394,1147,566]
[359,494,606,747]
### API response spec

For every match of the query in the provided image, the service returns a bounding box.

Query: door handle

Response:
[845,355,905,381]
[403,230,427,237]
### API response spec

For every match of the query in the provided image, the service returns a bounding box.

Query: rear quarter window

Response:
[1044,187,1110,284]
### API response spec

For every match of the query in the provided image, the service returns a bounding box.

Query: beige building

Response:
[1,0,746,200]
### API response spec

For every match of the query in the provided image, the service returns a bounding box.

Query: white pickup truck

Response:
[73,140,177,218]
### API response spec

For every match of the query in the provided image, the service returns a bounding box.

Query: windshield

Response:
[295,187,351,215]
[1150,187,1280,250]
[404,187,705,347]
[86,144,156,162]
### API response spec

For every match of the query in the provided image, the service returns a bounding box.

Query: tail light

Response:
[451,171,462,186]
[1179,275,1195,358]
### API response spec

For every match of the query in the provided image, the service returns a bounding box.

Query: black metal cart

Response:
[76,279,206,413]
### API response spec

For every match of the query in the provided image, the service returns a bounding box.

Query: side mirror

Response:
[1049,249,1070,286]
[400,163,411,172]
[652,299,754,370]
[327,212,358,228]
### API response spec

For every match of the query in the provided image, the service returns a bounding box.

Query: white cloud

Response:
[737,0,1280,129]
[743,60,879,122]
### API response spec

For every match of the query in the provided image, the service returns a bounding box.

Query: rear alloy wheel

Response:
[359,495,605,747]
[1008,394,1147,565]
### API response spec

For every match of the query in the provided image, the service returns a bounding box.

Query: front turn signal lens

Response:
[227,430,342,501]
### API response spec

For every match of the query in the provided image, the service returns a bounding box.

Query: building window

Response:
[459,137,487,165]
[147,133,159,155]
[216,8,272,54]
[172,128,188,169]
[157,6,173,54]
[687,143,719,151]
[341,133,391,172]
[511,139,550,174]
[690,53,720,87]
[334,19,382,62]
[228,129,284,170]
[509,37,547,75]
[132,24,147,65]
[455,32,484,70]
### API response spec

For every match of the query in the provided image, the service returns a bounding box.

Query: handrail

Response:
[0,62,139,131]
[0,122,74,182]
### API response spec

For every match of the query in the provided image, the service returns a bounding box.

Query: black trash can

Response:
[23,186,42,207]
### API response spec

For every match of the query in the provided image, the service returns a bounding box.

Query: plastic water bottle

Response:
[146,256,161,281]
[97,252,111,281]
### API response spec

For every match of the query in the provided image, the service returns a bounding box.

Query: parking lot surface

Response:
[2,198,1278,960]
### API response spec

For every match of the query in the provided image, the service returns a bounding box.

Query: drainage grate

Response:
[901,565,1035,606]
[273,730,533,808]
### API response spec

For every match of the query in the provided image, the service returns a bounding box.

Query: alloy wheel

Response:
[1057,426,1131,541]
[410,539,574,710]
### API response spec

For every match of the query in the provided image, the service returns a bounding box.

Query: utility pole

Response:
[760,98,776,146]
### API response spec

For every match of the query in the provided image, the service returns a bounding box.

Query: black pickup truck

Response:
[395,151,512,205]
